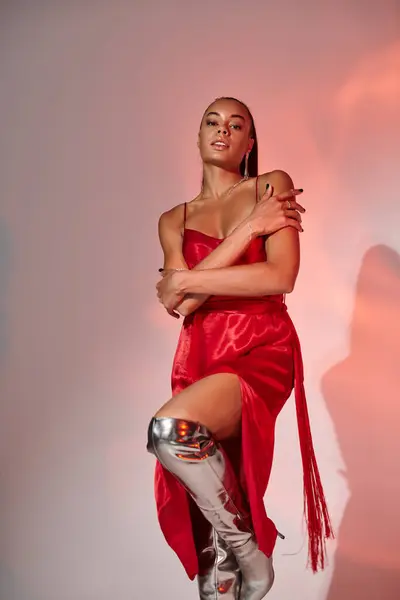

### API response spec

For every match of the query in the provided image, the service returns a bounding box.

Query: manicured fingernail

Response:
[266,183,270,190]
[158,268,163,272]
[299,188,303,192]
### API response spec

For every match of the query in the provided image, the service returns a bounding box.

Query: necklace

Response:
[201,175,248,199]
[225,176,248,197]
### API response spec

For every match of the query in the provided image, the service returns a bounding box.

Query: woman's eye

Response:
[205,120,242,130]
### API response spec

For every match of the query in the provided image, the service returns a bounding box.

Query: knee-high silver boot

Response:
[197,526,242,599]
[147,417,275,600]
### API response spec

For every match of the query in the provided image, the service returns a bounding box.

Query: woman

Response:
[147,97,333,600]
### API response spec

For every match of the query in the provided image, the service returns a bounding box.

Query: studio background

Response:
[1,1,399,599]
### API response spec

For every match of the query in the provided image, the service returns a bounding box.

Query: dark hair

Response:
[205,96,259,177]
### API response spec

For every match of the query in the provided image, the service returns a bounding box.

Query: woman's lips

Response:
[211,141,229,150]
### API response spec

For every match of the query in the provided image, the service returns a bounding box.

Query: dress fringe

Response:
[293,341,334,572]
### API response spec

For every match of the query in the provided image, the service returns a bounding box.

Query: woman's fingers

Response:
[285,208,302,222]
[293,201,306,213]
[260,183,274,201]
[277,188,304,199]
[258,188,305,211]
[284,216,304,232]
[285,199,305,213]
[277,190,305,209]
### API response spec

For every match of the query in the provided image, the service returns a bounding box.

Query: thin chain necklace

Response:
[201,175,248,200]
[226,176,248,197]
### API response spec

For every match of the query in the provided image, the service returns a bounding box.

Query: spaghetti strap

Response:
[183,202,187,229]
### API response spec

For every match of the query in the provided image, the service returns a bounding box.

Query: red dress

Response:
[153,195,332,578]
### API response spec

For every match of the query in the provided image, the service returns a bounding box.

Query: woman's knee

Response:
[149,373,242,442]
[147,396,197,458]
[146,415,180,457]
[154,397,193,421]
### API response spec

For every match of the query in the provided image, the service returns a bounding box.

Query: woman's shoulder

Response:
[158,196,194,236]
[157,205,185,249]
[159,193,200,231]
[258,169,294,189]
[254,170,294,200]
[159,203,184,225]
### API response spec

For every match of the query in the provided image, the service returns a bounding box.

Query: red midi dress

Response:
[153,190,332,578]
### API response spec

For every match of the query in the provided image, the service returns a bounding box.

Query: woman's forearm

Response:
[177,262,295,299]
[194,222,254,269]
[175,222,254,315]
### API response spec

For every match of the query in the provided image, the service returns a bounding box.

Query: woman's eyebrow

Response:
[206,111,246,121]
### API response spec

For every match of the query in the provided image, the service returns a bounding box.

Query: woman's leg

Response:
[157,374,243,599]
[154,372,242,440]
[147,373,275,600]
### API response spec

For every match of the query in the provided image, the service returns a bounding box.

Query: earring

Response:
[244,152,250,179]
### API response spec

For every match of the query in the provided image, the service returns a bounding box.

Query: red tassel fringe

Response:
[294,368,334,571]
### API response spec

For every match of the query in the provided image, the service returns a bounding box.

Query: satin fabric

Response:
[153,229,305,580]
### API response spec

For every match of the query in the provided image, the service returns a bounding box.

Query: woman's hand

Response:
[246,184,305,237]
[156,270,186,318]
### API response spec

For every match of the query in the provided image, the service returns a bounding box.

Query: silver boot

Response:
[197,526,242,599]
[147,417,275,600]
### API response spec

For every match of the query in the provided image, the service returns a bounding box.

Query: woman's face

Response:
[198,98,254,172]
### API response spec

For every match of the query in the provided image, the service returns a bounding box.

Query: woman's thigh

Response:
[154,373,242,440]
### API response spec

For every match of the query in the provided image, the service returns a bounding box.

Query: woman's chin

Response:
[202,155,236,170]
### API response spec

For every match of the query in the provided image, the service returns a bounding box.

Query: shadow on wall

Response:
[322,244,400,600]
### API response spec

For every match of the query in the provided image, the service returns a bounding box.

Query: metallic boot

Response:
[197,527,242,599]
[147,417,275,600]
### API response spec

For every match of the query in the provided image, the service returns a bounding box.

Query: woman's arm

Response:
[174,226,300,299]
[158,171,303,316]
[158,207,189,272]
[158,207,255,316]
